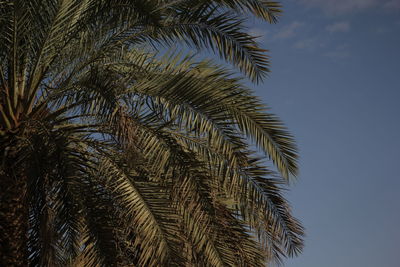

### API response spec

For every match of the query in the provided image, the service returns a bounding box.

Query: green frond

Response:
[148,9,270,81]
[214,0,282,22]
[0,1,303,266]
[97,158,182,266]
[121,54,297,178]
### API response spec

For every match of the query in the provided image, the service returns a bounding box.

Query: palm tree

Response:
[0,0,304,266]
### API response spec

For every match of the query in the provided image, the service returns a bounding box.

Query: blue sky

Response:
[248,0,400,266]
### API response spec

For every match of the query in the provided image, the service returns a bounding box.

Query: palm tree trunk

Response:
[0,170,29,266]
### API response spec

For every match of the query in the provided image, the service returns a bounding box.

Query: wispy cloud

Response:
[324,44,350,59]
[272,21,304,40]
[326,21,351,33]
[293,37,320,50]
[373,27,391,34]
[298,0,400,14]
[299,0,376,14]
[384,0,400,9]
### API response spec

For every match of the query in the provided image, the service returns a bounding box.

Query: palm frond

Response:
[0,1,303,266]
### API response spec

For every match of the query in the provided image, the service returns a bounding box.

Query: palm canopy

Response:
[0,0,303,266]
